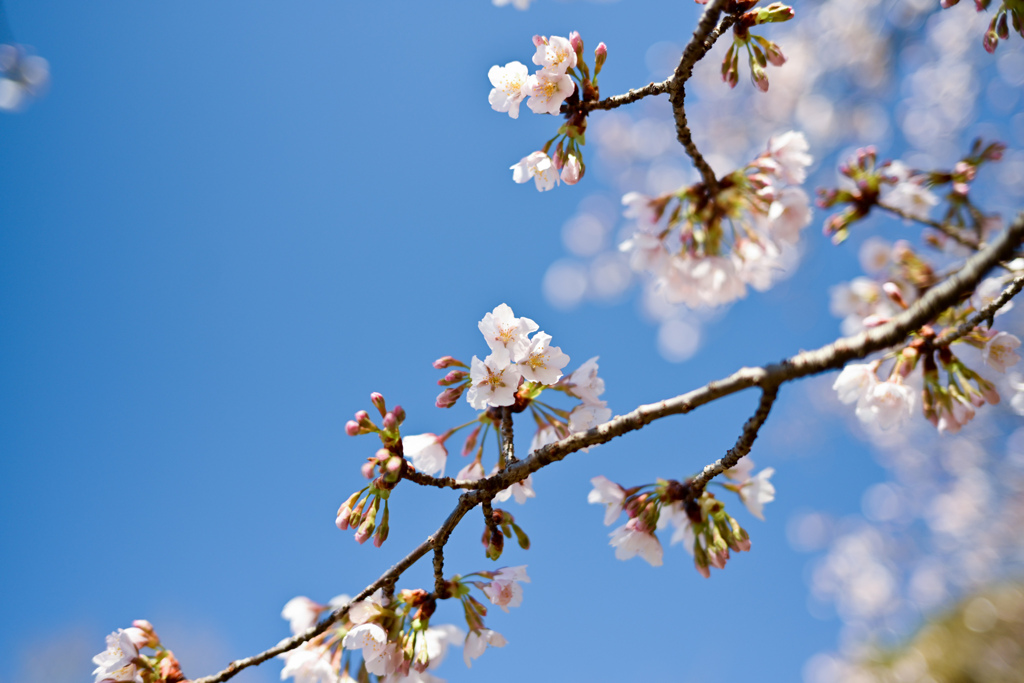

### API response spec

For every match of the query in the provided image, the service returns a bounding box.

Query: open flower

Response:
[517,331,570,385]
[463,629,507,667]
[525,70,575,115]
[493,470,536,504]
[281,597,324,635]
[833,363,878,405]
[561,356,605,404]
[739,467,776,520]
[478,303,538,361]
[466,350,523,409]
[402,433,448,477]
[609,518,663,567]
[764,131,812,185]
[856,379,915,430]
[982,332,1022,373]
[587,475,625,525]
[482,566,530,612]
[279,643,339,683]
[532,35,577,75]
[343,624,400,676]
[511,151,559,191]
[487,61,529,118]
[92,630,143,683]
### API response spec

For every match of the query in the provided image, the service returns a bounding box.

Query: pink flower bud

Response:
[370,392,387,417]
[382,412,398,431]
[438,370,467,386]
[941,0,960,7]
[354,527,372,544]
[569,31,583,56]
[336,506,352,530]
[361,461,376,480]
[386,455,404,474]
[764,41,786,66]
[982,385,1001,405]
[750,63,769,92]
[532,34,546,47]
[345,420,361,437]
[432,355,460,369]
[862,314,890,327]
[984,29,999,53]
[594,42,607,75]
[560,154,582,185]
[392,405,405,424]
[375,448,390,461]
[883,282,908,309]
[435,385,465,408]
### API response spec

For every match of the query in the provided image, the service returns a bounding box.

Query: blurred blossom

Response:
[0,44,49,112]
[542,259,588,310]
[656,317,700,363]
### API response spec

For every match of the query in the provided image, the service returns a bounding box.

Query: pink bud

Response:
[941,0,960,6]
[594,42,608,75]
[982,385,1001,405]
[370,392,386,417]
[532,35,546,47]
[764,41,786,66]
[345,420,361,436]
[569,31,583,55]
[335,506,352,530]
[361,461,376,479]
[983,29,999,53]
[438,370,467,386]
[386,455,404,474]
[354,528,371,544]
[862,314,890,327]
[560,155,582,185]
[392,405,405,424]
[382,412,398,431]
[375,448,390,462]
[751,65,769,92]
[435,385,465,408]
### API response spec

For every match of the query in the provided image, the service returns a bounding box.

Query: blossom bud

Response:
[997,12,1009,39]
[370,392,387,417]
[336,491,361,529]
[361,461,376,480]
[483,525,504,560]
[569,31,584,58]
[753,2,795,23]
[763,40,786,66]
[532,34,546,47]
[750,62,769,92]
[385,455,405,481]
[941,0,960,6]
[373,505,390,547]
[158,652,186,683]
[984,28,999,53]
[438,370,468,386]
[382,412,398,432]
[355,410,375,429]
[462,425,481,456]
[436,385,466,408]
[433,355,466,369]
[345,420,361,437]
[561,154,582,185]
[883,282,908,309]
[693,541,711,579]
[594,42,607,75]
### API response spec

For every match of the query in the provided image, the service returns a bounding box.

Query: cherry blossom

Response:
[413,624,465,670]
[466,350,523,409]
[342,623,400,676]
[516,331,570,385]
[621,191,661,225]
[764,131,812,185]
[402,433,448,477]
[511,151,559,191]
[620,230,669,274]
[561,356,605,404]
[855,379,915,431]
[833,363,878,405]
[92,630,143,683]
[609,517,664,566]
[493,469,537,504]
[348,588,388,625]
[279,643,339,683]
[568,401,611,433]
[281,596,324,635]
[765,187,812,244]
[487,61,529,119]
[529,423,563,454]
[560,154,582,185]
[456,460,485,482]
[525,70,575,115]
[463,629,507,667]
[587,475,625,525]
[482,565,530,612]
[492,0,532,9]
[972,276,1014,315]
[739,467,776,520]
[478,303,538,360]
[0,45,49,113]
[532,36,577,75]
[859,237,892,274]
[981,331,1022,373]
[881,176,939,220]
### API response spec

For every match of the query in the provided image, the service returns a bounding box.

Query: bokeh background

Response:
[2,1,1023,682]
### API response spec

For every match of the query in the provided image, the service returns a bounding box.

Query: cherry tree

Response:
[14,0,1012,681]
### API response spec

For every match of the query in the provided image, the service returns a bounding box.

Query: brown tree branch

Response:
[939,273,1024,345]
[877,202,981,250]
[190,214,1024,683]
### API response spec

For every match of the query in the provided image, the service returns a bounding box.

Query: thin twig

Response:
[689,385,778,497]
[667,0,735,196]
[939,273,1024,345]
[402,468,482,490]
[569,80,671,113]
[190,214,1024,683]
[878,202,981,251]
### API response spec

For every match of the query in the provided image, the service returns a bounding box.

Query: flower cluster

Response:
[442,566,530,666]
[433,303,610,487]
[716,2,796,91]
[941,0,1024,52]
[480,506,531,561]
[278,588,468,683]
[618,131,813,308]
[588,463,774,576]
[92,621,183,683]
[818,141,1005,245]
[489,32,607,190]
[0,44,49,112]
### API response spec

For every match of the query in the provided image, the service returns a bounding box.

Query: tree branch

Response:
[689,385,778,497]
[939,273,1024,345]
[878,202,981,250]
[189,213,1024,683]
[500,406,516,466]
[402,468,482,490]
[667,0,734,196]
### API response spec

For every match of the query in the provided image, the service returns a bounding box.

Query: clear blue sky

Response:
[1,2,1018,682]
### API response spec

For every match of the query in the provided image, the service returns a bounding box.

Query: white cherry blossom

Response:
[620,231,669,274]
[279,643,339,683]
[348,588,388,625]
[402,433,448,477]
[529,423,563,454]
[833,363,878,405]
[621,191,660,225]
[587,475,625,525]
[478,303,538,360]
[92,630,143,683]
[855,379,915,430]
[561,356,605,404]
[766,187,812,244]
[739,467,776,520]
[568,401,611,433]
[487,61,529,119]
[342,623,400,676]
[463,629,507,667]
[456,460,485,482]
[881,177,939,220]
[493,470,536,504]
[414,624,465,670]
[492,0,532,9]
[511,151,559,191]
[723,458,755,484]
[764,131,812,185]
[466,350,523,409]
[525,70,575,115]
[972,276,1013,316]
[281,596,323,635]
[517,331,570,385]
[858,237,892,274]
[531,35,577,75]
[982,331,1021,373]
[482,565,530,612]
[609,518,664,566]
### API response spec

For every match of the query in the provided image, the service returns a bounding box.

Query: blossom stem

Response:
[877,201,981,250]
[939,273,1024,345]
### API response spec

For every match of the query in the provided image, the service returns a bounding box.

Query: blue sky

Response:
[2,2,1020,682]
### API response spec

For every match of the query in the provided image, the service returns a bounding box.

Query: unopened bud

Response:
[361,461,376,479]
[433,355,466,369]
[355,410,375,429]
[438,370,468,386]
[754,2,795,23]
[532,34,546,47]
[382,412,398,431]
[763,40,786,66]
[462,425,481,456]
[370,392,387,417]
[862,314,890,327]
[435,385,465,408]
[750,62,769,92]
[345,420,361,437]
[393,405,406,424]
[594,42,607,75]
